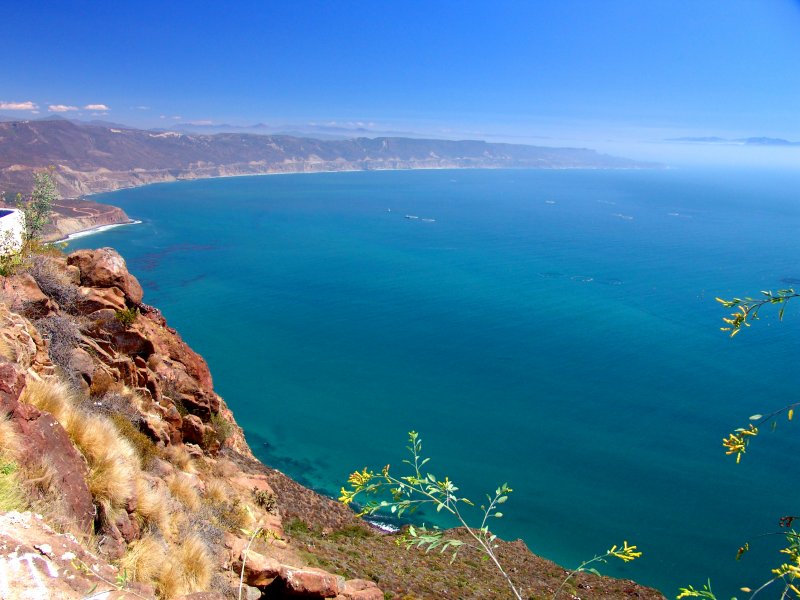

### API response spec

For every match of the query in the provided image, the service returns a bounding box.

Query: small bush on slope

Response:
[34,314,82,383]
[27,255,79,312]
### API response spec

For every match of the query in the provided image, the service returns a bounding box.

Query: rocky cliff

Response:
[0,247,664,599]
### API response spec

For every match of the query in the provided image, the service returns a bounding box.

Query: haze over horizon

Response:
[3,1,800,167]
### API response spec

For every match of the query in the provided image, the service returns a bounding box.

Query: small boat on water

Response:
[421,218,436,222]
[405,215,419,219]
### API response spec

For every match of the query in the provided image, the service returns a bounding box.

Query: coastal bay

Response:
[68,167,800,598]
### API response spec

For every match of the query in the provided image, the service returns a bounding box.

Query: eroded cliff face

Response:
[0,248,383,600]
[0,248,665,600]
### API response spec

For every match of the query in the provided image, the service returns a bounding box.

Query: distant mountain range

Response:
[0,118,653,199]
[667,136,800,146]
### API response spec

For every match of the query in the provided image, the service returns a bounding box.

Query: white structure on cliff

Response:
[0,209,25,255]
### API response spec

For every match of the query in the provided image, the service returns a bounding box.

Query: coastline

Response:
[75,162,660,203]
[59,166,680,596]
[61,163,659,240]
[52,218,142,244]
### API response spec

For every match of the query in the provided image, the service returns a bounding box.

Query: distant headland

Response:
[0,118,656,240]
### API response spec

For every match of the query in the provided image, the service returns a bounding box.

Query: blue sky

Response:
[3,1,800,163]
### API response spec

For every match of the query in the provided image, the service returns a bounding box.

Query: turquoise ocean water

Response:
[70,168,800,597]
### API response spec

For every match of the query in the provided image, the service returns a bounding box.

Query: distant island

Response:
[667,136,800,146]
[0,118,655,239]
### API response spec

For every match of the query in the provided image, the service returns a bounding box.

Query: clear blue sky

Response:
[3,1,800,162]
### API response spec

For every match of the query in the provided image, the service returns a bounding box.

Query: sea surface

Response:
[70,168,800,597]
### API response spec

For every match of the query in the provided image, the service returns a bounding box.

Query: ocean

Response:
[69,167,800,598]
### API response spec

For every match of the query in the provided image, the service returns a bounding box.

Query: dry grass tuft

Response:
[20,377,76,427]
[88,370,116,397]
[18,457,78,534]
[0,414,21,458]
[0,459,28,512]
[202,477,229,506]
[20,377,140,511]
[157,561,184,600]
[171,534,214,594]
[0,417,27,511]
[120,533,168,585]
[121,532,214,598]
[0,335,16,362]
[163,445,197,474]
[20,456,56,496]
[166,472,200,512]
[70,411,138,509]
[134,476,171,536]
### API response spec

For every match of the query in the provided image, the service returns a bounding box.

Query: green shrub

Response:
[115,308,138,328]
[285,518,310,536]
[208,412,233,445]
[252,487,277,513]
[342,432,641,600]
[330,524,372,540]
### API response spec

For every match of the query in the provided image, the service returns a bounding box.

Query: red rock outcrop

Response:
[67,248,143,304]
[0,511,155,599]
[0,247,386,599]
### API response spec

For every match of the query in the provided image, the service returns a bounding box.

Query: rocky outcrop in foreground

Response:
[0,247,664,599]
[0,247,383,599]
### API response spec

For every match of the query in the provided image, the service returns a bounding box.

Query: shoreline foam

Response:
[55,219,142,244]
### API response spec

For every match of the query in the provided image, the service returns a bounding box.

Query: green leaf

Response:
[497,496,508,504]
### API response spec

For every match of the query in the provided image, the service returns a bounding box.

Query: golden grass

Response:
[157,561,184,599]
[19,457,78,534]
[20,377,76,427]
[119,534,167,585]
[156,534,213,598]
[70,411,138,509]
[163,445,197,474]
[122,533,215,597]
[0,462,28,512]
[166,472,200,512]
[20,456,55,495]
[0,414,21,459]
[23,378,139,511]
[0,335,16,362]
[0,416,27,510]
[202,477,229,505]
[134,476,171,536]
